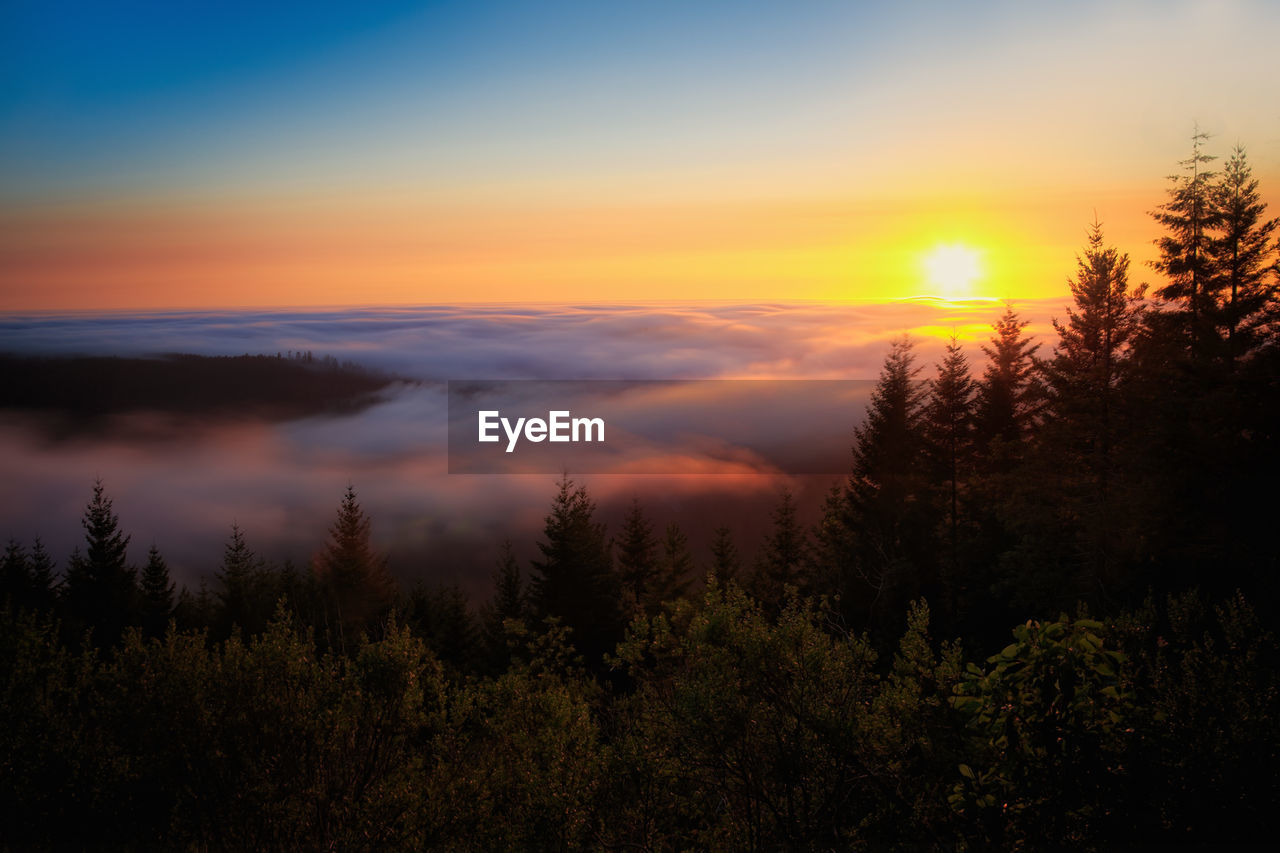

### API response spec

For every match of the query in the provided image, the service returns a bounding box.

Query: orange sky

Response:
[2,1,1278,311]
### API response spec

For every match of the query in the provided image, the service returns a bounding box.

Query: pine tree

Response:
[751,489,808,612]
[1210,144,1278,361]
[481,540,526,671]
[0,539,29,605]
[217,523,263,636]
[708,526,741,586]
[140,545,175,639]
[1150,128,1221,357]
[27,538,56,611]
[921,335,976,583]
[62,479,138,646]
[616,499,658,616]
[1039,222,1145,603]
[529,476,620,665]
[845,336,933,637]
[648,522,693,613]
[312,486,396,645]
[975,305,1042,457]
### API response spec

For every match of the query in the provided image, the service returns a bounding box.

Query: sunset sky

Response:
[2,0,1278,310]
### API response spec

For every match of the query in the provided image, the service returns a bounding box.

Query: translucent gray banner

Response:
[446,380,877,474]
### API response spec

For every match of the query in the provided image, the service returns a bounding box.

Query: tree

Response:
[1150,127,1221,357]
[1210,144,1278,361]
[312,486,396,646]
[1037,222,1145,604]
[27,538,57,612]
[62,479,138,646]
[216,523,264,637]
[1,540,30,606]
[529,476,621,665]
[650,522,693,613]
[751,489,808,612]
[140,545,175,639]
[481,540,527,671]
[975,306,1042,458]
[616,500,658,617]
[921,335,976,589]
[707,526,741,587]
[846,336,930,634]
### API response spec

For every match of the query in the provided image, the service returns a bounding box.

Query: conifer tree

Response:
[62,479,138,646]
[845,337,931,627]
[312,486,396,644]
[140,544,175,639]
[530,476,620,665]
[616,499,658,616]
[217,522,263,635]
[751,489,808,612]
[1150,128,1221,357]
[481,540,526,670]
[921,335,976,581]
[648,522,693,613]
[27,538,56,611]
[0,539,29,605]
[975,306,1042,457]
[707,526,741,586]
[1039,223,1145,602]
[1210,144,1278,361]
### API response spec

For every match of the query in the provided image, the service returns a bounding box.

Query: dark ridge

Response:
[0,352,403,425]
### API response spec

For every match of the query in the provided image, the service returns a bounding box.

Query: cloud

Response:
[0,301,1061,595]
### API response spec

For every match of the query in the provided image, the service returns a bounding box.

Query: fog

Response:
[0,300,1060,599]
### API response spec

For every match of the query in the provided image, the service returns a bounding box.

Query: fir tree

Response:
[921,335,976,583]
[707,526,741,587]
[27,538,56,611]
[140,544,175,639]
[1038,222,1145,603]
[846,336,932,637]
[0,539,29,605]
[751,489,808,612]
[530,476,620,665]
[649,522,693,613]
[217,523,263,636]
[481,540,526,671]
[1210,144,1278,361]
[975,305,1042,457]
[616,499,658,616]
[1150,127,1221,357]
[312,486,396,645]
[62,479,138,646]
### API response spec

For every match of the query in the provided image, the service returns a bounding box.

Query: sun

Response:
[921,243,984,300]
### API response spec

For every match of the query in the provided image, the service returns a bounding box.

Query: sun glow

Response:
[921,243,985,300]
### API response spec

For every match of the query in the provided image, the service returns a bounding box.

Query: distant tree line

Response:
[0,352,398,427]
[2,134,1279,848]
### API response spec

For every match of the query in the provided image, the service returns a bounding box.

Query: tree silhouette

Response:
[707,525,741,586]
[976,306,1042,459]
[1150,127,1220,357]
[140,545,175,639]
[616,499,658,617]
[921,334,976,596]
[846,336,930,633]
[1209,144,1278,362]
[216,523,264,637]
[312,485,396,646]
[529,476,620,665]
[751,489,808,612]
[62,479,138,646]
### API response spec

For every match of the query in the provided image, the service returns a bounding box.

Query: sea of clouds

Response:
[0,300,1061,596]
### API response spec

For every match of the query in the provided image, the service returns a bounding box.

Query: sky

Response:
[2,0,1278,310]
